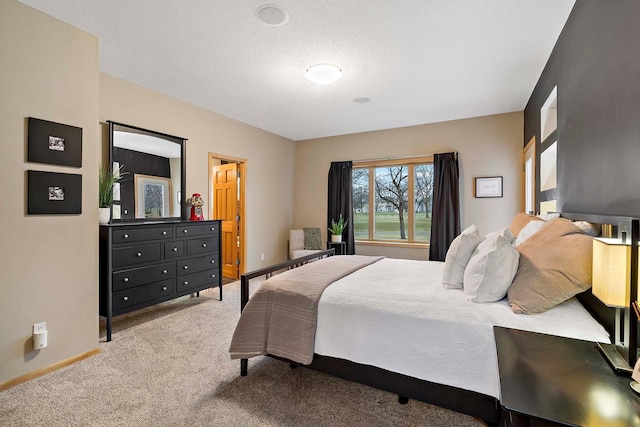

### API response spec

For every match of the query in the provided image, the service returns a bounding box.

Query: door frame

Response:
[523,136,536,214]
[208,152,247,276]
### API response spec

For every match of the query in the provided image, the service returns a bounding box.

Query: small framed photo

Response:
[28,170,82,214]
[475,176,503,198]
[28,117,82,167]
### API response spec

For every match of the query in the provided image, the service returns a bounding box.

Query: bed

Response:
[230,213,635,425]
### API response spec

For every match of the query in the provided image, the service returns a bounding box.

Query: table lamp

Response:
[592,218,640,394]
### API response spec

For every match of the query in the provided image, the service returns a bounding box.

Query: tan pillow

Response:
[507,219,593,314]
[509,213,545,238]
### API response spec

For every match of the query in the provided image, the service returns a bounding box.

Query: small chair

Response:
[289,228,323,260]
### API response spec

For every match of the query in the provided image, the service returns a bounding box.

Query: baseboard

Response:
[0,347,101,392]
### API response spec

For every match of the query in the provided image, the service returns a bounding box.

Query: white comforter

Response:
[314,258,611,399]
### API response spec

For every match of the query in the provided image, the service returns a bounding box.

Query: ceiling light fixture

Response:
[305,64,342,85]
[256,4,288,26]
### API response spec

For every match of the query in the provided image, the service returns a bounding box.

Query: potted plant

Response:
[99,165,126,224]
[329,214,348,242]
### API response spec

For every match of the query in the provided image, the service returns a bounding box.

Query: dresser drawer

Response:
[112,262,174,291]
[113,279,174,311]
[164,241,185,258]
[176,223,219,237]
[177,253,219,276]
[176,269,219,292]
[112,226,173,244]
[113,244,161,267]
[186,237,219,256]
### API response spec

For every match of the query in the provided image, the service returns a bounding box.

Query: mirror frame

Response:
[107,120,187,222]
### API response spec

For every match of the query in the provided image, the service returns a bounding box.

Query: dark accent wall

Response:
[525,0,640,217]
[113,147,171,219]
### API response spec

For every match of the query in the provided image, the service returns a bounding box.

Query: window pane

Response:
[413,164,433,241]
[352,168,369,239]
[374,166,408,240]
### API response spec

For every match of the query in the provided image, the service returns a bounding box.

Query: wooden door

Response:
[213,163,239,279]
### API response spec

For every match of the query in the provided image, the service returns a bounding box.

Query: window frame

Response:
[353,156,433,247]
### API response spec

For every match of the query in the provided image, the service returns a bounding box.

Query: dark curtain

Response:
[327,161,355,255]
[429,152,460,261]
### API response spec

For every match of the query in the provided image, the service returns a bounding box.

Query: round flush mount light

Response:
[305,64,342,85]
[256,4,288,26]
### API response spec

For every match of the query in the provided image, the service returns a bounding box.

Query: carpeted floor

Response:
[0,280,484,426]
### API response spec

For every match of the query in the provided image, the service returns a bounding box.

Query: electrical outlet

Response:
[33,322,46,334]
[260,252,265,260]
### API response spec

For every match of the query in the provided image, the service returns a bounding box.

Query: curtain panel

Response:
[429,152,460,261]
[327,161,355,255]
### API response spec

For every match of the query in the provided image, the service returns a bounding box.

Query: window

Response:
[353,157,433,244]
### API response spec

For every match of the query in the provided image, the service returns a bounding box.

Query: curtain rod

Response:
[352,151,457,163]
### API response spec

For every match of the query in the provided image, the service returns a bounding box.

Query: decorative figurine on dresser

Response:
[99,122,222,342]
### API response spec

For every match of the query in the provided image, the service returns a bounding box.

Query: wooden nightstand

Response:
[494,326,640,426]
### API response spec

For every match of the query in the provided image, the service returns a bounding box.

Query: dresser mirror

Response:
[108,121,186,221]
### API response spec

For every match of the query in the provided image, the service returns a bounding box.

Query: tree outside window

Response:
[353,160,433,243]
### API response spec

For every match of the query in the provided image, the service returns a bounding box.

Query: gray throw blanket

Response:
[229,255,384,364]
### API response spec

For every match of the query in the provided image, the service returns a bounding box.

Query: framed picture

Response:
[134,174,172,218]
[475,176,503,198]
[28,170,82,214]
[28,117,82,167]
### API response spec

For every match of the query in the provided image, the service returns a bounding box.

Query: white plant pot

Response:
[99,207,111,225]
[331,234,342,243]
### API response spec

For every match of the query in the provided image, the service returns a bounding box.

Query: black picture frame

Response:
[474,176,503,198]
[28,170,82,214]
[28,117,82,167]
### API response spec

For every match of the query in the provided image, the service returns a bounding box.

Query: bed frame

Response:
[237,212,638,426]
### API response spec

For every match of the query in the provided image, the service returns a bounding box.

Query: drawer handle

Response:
[123,277,129,283]
[183,281,189,285]
[136,252,142,257]
[123,296,128,301]
[162,286,167,291]
[162,269,168,274]
[172,247,178,252]
[211,274,216,278]
[210,227,215,231]
[162,231,167,236]
[202,243,207,248]
[183,229,188,233]
[210,260,215,264]
[183,265,188,270]
[123,234,129,239]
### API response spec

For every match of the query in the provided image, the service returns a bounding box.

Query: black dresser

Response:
[99,220,222,341]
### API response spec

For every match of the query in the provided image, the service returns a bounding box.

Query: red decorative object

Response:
[186,193,204,221]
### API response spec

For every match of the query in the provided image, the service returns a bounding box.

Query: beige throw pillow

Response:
[509,212,544,238]
[508,219,593,314]
[463,233,520,303]
[442,225,482,289]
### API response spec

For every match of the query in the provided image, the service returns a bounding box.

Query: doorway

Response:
[208,153,246,281]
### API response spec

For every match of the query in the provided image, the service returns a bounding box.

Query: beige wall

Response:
[294,112,524,259]
[99,74,296,269]
[0,1,100,383]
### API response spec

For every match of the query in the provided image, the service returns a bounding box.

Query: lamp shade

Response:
[592,238,633,307]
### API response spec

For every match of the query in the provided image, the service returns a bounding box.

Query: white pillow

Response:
[463,233,520,303]
[442,225,482,289]
[513,220,546,246]
[537,213,560,221]
[486,228,515,244]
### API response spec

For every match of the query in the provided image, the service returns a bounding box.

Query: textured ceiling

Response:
[18,0,575,141]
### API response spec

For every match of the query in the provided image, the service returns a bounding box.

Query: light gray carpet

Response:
[0,280,484,427]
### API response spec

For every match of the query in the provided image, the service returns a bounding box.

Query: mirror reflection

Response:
[109,122,184,220]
